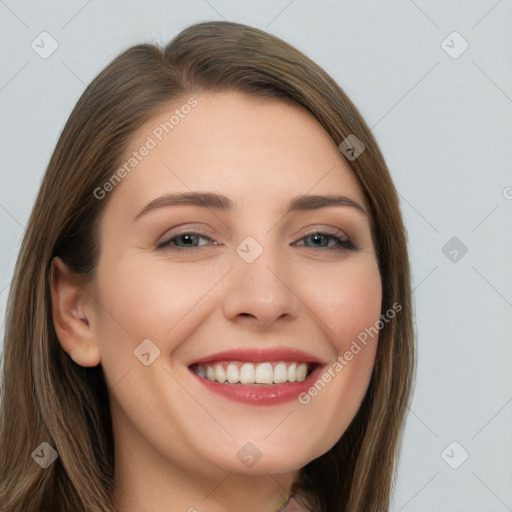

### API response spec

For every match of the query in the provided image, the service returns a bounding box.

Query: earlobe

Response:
[50,256,100,367]
[69,342,100,367]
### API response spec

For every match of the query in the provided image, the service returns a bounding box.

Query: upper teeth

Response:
[194,361,310,384]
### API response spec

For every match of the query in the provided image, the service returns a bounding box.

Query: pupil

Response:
[311,234,326,246]
[181,234,195,246]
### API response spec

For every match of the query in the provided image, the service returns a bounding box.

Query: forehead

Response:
[105,91,367,216]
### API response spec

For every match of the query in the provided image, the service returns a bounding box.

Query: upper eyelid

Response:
[160,222,348,238]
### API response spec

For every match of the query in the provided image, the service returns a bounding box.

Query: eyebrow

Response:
[133,191,367,221]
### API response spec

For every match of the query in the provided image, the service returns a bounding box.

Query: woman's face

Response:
[89,91,381,478]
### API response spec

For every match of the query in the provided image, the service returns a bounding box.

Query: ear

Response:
[50,256,100,367]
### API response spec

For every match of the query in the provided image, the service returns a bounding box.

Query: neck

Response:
[111,405,298,512]
[113,461,295,512]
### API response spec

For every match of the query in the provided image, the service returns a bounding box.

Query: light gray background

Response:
[1,1,511,510]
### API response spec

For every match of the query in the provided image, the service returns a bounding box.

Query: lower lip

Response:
[189,365,324,405]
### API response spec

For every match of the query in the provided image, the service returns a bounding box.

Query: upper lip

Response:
[189,347,327,366]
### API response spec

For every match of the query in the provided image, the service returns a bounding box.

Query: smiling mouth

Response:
[190,361,317,385]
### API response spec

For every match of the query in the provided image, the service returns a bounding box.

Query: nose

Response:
[222,243,300,329]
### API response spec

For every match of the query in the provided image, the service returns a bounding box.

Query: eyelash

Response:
[156,230,358,252]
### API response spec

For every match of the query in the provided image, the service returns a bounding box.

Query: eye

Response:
[156,231,220,251]
[155,229,358,252]
[292,231,358,251]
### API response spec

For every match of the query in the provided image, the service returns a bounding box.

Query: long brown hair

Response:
[0,21,414,512]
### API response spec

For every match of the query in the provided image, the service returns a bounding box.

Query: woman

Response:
[0,21,414,512]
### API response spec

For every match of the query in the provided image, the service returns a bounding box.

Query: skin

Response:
[51,91,382,512]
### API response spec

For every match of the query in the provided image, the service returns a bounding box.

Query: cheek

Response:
[304,257,382,351]
[91,257,229,374]
[293,259,382,447]
[94,251,382,377]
